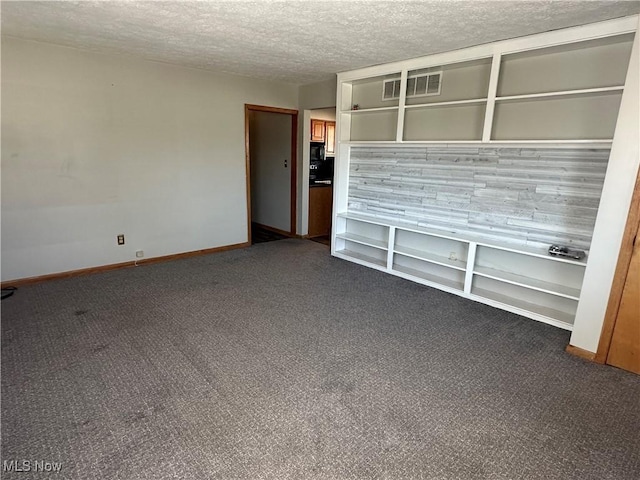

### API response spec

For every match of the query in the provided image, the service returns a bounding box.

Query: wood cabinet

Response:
[325,121,336,155]
[310,119,336,155]
[308,186,333,237]
[311,119,326,142]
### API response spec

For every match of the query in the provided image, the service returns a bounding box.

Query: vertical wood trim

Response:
[595,169,640,363]
[244,104,299,239]
[566,344,597,361]
[464,242,477,294]
[290,112,298,235]
[387,226,396,270]
[244,105,253,245]
[482,53,502,142]
[396,70,408,142]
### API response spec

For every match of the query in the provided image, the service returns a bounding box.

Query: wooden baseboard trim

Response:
[566,344,597,362]
[0,242,250,288]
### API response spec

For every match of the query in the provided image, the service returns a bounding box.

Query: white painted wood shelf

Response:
[394,245,467,271]
[335,232,388,250]
[332,212,586,330]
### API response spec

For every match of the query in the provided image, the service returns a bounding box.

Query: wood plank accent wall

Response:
[348,147,610,250]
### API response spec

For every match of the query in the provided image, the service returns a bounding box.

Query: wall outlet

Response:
[117,234,125,245]
[135,250,144,258]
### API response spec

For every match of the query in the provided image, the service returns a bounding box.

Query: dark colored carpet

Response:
[2,239,639,479]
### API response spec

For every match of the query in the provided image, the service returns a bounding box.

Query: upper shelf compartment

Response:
[342,72,402,111]
[497,33,635,97]
[405,58,492,106]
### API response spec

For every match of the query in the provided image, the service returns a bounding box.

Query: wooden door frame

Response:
[244,104,298,244]
[595,169,640,363]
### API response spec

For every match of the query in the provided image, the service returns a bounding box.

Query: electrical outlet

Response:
[135,250,144,258]
[117,234,125,245]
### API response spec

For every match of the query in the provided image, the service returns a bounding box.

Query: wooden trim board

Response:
[595,168,640,363]
[0,242,250,288]
[566,344,597,362]
[245,104,299,241]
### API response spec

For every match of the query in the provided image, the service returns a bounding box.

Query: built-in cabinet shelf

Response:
[337,30,635,144]
[333,213,587,330]
[332,18,637,333]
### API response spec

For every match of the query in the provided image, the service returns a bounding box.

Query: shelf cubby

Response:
[394,229,468,270]
[491,90,623,141]
[497,33,635,97]
[343,72,402,110]
[474,245,586,299]
[393,254,465,292]
[405,58,492,106]
[349,109,398,142]
[404,102,486,141]
[335,241,388,268]
[471,275,578,327]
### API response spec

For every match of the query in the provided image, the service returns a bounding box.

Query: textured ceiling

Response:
[2,1,639,85]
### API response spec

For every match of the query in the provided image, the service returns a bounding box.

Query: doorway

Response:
[245,104,298,244]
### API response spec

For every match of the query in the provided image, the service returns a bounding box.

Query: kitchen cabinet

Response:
[325,121,336,155]
[311,119,326,142]
[310,119,336,155]
[308,186,333,237]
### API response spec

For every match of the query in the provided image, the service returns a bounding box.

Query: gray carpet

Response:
[2,239,639,479]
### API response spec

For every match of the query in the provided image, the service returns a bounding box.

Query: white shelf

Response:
[495,86,624,102]
[404,98,487,109]
[486,139,613,145]
[337,212,586,266]
[472,287,575,326]
[335,249,387,268]
[341,106,399,114]
[335,232,388,250]
[474,266,581,300]
[393,264,464,291]
[394,245,467,271]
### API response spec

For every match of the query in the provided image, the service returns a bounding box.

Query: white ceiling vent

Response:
[383,72,442,100]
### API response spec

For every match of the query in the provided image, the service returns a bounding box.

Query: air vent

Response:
[408,71,442,97]
[382,78,402,100]
[383,72,442,100]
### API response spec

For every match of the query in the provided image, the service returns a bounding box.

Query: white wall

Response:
[249,110,292,232]
[1,37,298,281]
[570,27,640,353]
[297,78,337,235]
[310,108,336,122]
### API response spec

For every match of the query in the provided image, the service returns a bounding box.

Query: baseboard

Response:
[1,242,250,288]
[565,344,597,362]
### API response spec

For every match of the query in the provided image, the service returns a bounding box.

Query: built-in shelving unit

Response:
[332,17,637,332]
[333,213,586,329]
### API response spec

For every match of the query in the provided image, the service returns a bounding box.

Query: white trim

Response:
[483,53,502,142]
[570,23,640,352]
[342,106,399,113]
[496,86,625,102]
[404,98,487,109]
